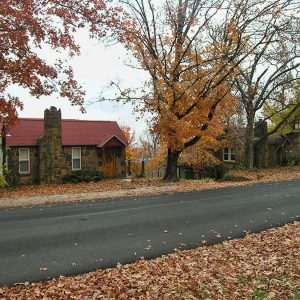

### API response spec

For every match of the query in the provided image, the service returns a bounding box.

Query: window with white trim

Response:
[223,147,235,162]
[72,147,81,170]
[19,148,30,173]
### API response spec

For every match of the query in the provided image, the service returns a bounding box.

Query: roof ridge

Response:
[61,119,116,123]
[17,118,116,123]
[17,118,43,121]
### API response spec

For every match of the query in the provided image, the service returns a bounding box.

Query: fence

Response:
[126,160,165,178]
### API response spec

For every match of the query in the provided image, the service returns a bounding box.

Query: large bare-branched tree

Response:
[109,0,240,180]
[211,0,300,168]
[109,0,296,179]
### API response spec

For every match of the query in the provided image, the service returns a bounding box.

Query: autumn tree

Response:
[107,0,285,180]
[0,0,119,127]
[139,128,164,176]
[179,137,221,178]
[265,82,300,136]
[107,0,242,180]
[139,128,159,160]
[212,0,300,168]
[122,126,145,162]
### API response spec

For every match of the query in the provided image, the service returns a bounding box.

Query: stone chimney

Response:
[44,106,62,136]
[39,107,66,183]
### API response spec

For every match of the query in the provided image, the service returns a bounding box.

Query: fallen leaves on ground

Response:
[0,222,299,299]
[0,166,300,208]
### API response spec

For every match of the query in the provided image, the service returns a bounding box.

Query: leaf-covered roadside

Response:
[0,167,300,209]
[1,222,299,299]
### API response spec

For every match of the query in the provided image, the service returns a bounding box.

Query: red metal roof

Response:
[6,118,128,147]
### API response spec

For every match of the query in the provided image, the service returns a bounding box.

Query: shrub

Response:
[202,164,229,180]
[0,173,8,188]
[287,156,298,166]
[62,171,104,184]
[0,164,8,188]
[222,174,250,182]
[284,154,300,166]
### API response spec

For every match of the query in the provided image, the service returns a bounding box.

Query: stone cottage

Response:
[219,121,300,168]
[177,120,300,179]
[219,122,300,168]
[5,107,128,185]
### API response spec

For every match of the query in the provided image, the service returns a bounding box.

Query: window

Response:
[231,148,236,161]
[223,148,229,161]
[295,123,300,130]
[72,147,81,170]
[223,148,235,162]
[19,148,30,173]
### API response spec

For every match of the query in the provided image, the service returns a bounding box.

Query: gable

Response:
[97,136,127,148]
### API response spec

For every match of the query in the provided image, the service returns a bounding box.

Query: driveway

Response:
[0,180,299,286]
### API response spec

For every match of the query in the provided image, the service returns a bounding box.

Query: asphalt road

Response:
[0,180,300,286]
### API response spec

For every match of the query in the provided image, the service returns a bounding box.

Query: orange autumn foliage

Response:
[0,0,121,126]
[121,126,144,162]
[179,136,221,170]
[112,1,240,179]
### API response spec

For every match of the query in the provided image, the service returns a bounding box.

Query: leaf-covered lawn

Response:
[0,222,299,299]
[1,166,300,208]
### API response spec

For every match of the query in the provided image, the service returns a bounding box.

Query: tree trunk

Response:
[244,114,255,169]
[1,122,6,178]
[163,148,180,181]
[254,140,264,168]
[253,121,269,168]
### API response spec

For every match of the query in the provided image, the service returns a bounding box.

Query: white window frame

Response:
[19,148,30,174]
[223,147,236,162]
[72,147,81,171]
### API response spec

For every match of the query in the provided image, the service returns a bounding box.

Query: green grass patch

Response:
[252,289,268,300]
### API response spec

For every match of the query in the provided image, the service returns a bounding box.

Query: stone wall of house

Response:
[284,143,300,165]
[7,146,39,185]
[215,140,244,169]
[63,146,126,177]
[267,144,278,167]
[63,146,102,174]
[7,145,126,185]
[231,142,244,167]
[39,107,67,184]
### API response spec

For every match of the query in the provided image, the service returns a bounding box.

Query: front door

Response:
[104,147,116,177]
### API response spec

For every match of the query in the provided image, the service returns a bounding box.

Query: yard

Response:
[0,166,300,208]
[0,167,299,299]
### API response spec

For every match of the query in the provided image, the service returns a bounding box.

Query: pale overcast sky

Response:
[9,29,149,139]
